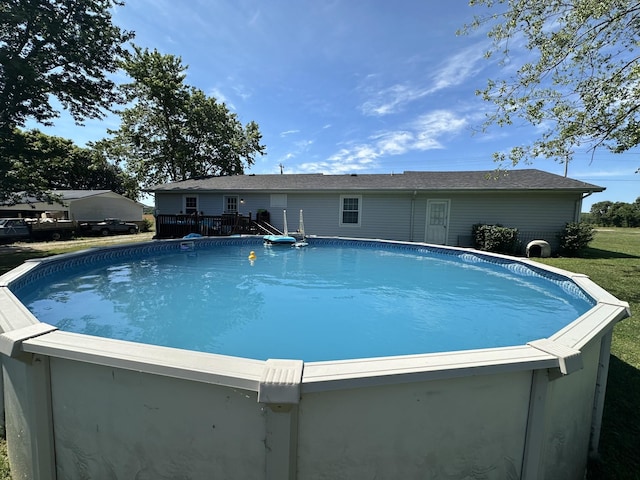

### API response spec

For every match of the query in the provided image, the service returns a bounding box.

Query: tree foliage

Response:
[463,0,640,169]
[5,129,138,202]
[558,222,595,256]
[472,223,519,254]
[587,198,640,227]
[0,0,134,202]
[0,0,133,133]
[103,47,265,189]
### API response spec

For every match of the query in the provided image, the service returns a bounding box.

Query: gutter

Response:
[576,191,597,222]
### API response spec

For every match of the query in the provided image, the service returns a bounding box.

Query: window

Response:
[224,195,239,213]
[270,194,287,208]
[340,195,361,226]
[184,195,198,214]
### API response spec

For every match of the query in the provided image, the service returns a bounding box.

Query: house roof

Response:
[2,190,113,205]
[52,190,145,207]
[151,169,604,193]
[51,190,113,200]
[1,190,144,208]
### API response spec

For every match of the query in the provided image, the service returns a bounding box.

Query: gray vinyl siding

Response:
[445,192,581,249]
[259,193,413,240]
[154,193,183,215]
[155,190,582,251]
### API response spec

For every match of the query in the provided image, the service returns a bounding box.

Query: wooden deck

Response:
[155,213,259,239]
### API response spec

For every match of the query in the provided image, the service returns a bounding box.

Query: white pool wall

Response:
[0,237,630,479]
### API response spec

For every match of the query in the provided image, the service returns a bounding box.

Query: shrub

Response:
[140,217,154,233]
[472,223,519,254]
[558,222,594,256]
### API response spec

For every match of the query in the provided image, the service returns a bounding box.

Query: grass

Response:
[0,229,637,478]
[537,229,640,479]
[0,232,155,276]
[0,439,10,480]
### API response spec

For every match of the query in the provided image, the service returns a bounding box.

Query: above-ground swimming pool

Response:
[0,237,630,480]
[15,241,594,362]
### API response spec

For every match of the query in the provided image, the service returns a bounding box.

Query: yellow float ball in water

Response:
[248,251,256,261]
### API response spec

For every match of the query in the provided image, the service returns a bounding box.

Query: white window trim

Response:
[223,195,239,214]
[183,194,199,214]
[339,194,362,227]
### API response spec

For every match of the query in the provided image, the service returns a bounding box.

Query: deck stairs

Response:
[253,221,284,236]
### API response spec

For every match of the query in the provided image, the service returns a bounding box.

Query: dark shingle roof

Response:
[151,169,604,193]
[52,190,113,200]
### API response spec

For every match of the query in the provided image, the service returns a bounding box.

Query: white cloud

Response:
[280,129,300,137]
[360,84,428,117]
[327,145,380,165]
[370,131,415,155]
[429,44,487,93]
[293,110,468,174]
[359,42,488,117]
[412,110,468,140]
[296,156,374,175]
[208,87,236,110]
[232,83,252,101]
[276,138,315,169]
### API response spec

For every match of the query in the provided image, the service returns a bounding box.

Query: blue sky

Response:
[32,0,639,210]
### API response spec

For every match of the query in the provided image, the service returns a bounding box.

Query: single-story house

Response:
[0,190,144,223]
[151,169,604,251]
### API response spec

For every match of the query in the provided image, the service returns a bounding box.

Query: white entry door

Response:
[425,199,450,245]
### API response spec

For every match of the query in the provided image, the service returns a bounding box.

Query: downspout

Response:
[409,190,417,241]
[576,191,595,222]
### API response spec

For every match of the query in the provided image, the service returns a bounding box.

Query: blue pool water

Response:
[17,243,593,362]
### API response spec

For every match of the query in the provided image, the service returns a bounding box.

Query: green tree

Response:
[104,47,265,190]
[0,0,134,201]
[463,0,640,170]
[6,129,138,201]
[610,202,640,227]
[589,199,640,227]
[590,201,615,226]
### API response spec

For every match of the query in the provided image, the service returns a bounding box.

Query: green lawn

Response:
[0,229,637,478]
[0,233,155,276]
[537,229,640,479]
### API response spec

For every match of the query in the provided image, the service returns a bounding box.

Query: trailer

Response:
[0,218,77,242]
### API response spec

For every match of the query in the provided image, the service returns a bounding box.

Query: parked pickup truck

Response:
[79,218,139,236]
[0,218,77,242]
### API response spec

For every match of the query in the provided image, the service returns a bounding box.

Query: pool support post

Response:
[1,353,56,480]
[0,323,59,480]
[259,359,303,480]
[589,331,613,457]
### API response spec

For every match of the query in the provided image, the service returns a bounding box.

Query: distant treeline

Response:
[582,198,640,227]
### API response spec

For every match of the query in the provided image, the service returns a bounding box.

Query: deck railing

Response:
[155,213,257,239]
